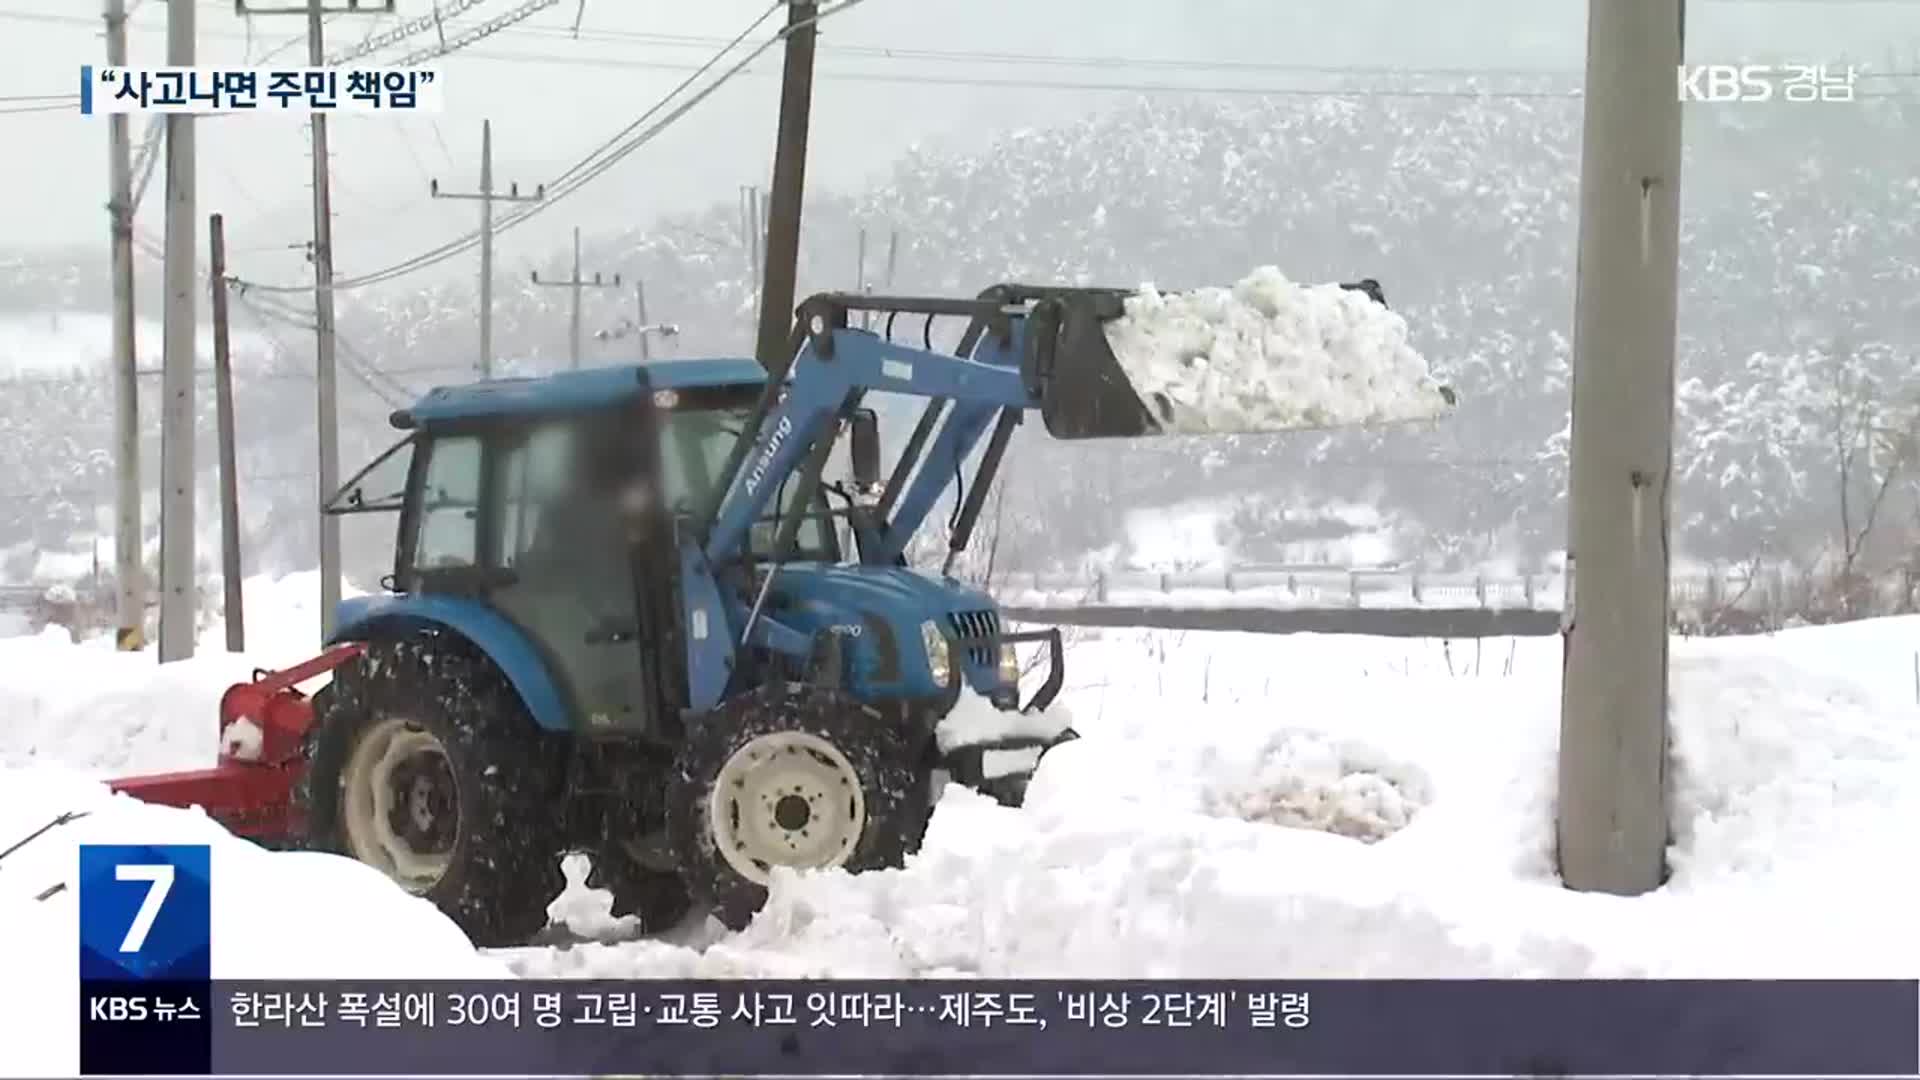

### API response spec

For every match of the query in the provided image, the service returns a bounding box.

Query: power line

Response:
[230,0,854,294]
[12,3,1914,78]
[499,21,1920,79]
[442,47,1920,93]
[387,0,559,66]
[322,0,489,64]
[549,0,781,188]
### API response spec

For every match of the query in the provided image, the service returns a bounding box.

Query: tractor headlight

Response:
[920,619,953,687]
[998,641,1020,685]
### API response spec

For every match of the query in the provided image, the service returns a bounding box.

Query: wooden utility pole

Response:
[155,0,196,663]
[105,0,143,652]
[1557,0,1687,896]
[531,227,621,369]
[208,214,243,653]
[752,0,819,372]
[430,119,545,379]
[239,0,388,641]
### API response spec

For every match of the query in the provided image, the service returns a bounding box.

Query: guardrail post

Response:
[1288,573,1297,597]
[1524,574,1537,609]
[1224,567,1235,593]
[1410,569,1423,604]
[1349,571,1360,608]
[1160,571,1171,593]
[1475,573,1487,608]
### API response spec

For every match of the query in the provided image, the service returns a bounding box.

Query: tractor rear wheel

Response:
[296,635,567,948]
[667,683,930,931]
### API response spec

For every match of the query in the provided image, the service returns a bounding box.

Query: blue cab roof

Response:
[396,357,767,428]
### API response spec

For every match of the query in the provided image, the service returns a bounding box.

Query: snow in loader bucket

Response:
[1024,267,1456,440]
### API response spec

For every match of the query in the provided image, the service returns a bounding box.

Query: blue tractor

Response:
[244,282,1420,944]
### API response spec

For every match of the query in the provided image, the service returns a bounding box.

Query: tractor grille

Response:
[946,609,1000,669]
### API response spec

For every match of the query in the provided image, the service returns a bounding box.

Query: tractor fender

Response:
[328,593,572,733]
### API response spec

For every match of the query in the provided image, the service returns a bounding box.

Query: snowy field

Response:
[2,573,1916,1071]
[0,310,276,377]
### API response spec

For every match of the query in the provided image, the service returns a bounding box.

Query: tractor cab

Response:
[324,360,840,742]
[322,356,915,740]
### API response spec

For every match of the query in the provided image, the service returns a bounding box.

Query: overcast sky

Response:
[0,0,1914,291]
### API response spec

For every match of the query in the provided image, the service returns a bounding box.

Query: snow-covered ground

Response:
[2,573,1916,1071]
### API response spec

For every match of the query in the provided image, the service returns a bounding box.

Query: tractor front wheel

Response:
[296,636,567,948]
[667,683,929,931]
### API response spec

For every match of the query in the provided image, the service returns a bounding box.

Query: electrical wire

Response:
[229,0,861,295]
[386,0,559,67]
[441,48,1920,96]
[494,22,1920,80]
[548,0,781,188]
[324,0,491,65]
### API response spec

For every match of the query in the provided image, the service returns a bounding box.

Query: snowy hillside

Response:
[0,575,1912,1070]
[0,310,278,377]
[4,91,1916,582]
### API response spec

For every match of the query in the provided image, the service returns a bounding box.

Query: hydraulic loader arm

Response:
[700,291,1044,569]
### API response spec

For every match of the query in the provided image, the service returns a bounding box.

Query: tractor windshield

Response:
[657,404,835,562]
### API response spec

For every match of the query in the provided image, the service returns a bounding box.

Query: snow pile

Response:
[0,571,359,775]
[218,717,264,762]
[1200,729,1430,843]
[935,690,1074,780]
[934,689,1073,751]
[1101,266,1453,433]
[0,768,509,1077]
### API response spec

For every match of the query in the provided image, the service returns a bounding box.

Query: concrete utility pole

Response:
[306,0,342,642]
[531,227,621,369]
[240,0,387,641]
[155,0,196,663]
[208,214,244,653]
[740,185,761,281]
[1557,0,1687,896]
[855,227,868,329]
[430,120,545,379]
[755,2,817,376]
[635,280,651,363]
[105,0,143,652]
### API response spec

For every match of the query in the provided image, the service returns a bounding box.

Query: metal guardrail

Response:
[995,564,1920,638]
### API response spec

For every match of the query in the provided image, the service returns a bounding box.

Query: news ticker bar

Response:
[79,978,1920,1078]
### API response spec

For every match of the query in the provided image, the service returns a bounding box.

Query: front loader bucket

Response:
[1021,273,1455,440]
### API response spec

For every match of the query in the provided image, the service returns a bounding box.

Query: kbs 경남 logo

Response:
[78,844,211,981]
[1676,64,1857,103]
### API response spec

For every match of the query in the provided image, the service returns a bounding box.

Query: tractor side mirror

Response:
[849,408,881,489]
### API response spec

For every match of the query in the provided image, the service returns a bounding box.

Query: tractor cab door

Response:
[481,411,669,739]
